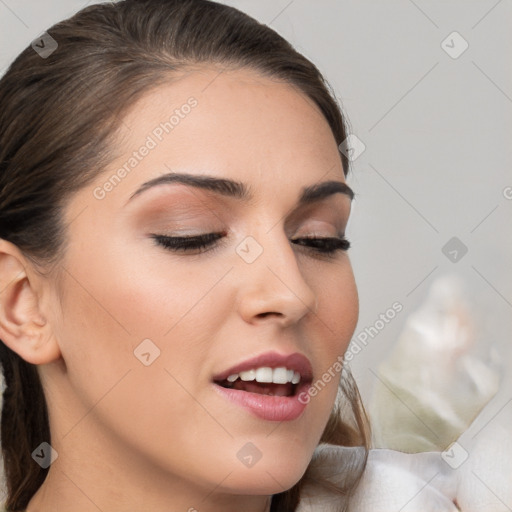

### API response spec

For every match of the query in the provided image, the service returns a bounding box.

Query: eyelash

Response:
[150,232,351,256]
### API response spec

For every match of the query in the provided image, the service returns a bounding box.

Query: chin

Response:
[221,448,313,495]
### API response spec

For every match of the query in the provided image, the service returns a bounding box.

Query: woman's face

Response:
[40,66,359,503]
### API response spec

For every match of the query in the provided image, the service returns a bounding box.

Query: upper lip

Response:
[212,351,313,382]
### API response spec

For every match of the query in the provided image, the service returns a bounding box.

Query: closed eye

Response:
[150,233,351,256]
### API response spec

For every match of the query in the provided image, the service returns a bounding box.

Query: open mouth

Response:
[214,367,303,397]
[215,379,298,397]
[212,354,313,421]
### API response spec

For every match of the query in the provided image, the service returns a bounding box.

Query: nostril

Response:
[256,311,281,319]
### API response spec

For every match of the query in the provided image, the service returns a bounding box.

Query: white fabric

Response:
[297,405,512,512]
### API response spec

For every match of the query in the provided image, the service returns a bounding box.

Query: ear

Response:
[0,239,61,364]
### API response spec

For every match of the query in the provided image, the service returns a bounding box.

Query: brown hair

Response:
[0,1,369,510]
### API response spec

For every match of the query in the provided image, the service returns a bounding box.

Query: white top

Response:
[297,411,512,511]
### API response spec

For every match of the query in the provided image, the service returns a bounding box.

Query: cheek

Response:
[310,259,359,356]
[55,242,232,392]
[311,263,358,394]
[53,244,235,454]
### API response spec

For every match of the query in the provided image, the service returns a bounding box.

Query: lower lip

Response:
[213,382,310,422]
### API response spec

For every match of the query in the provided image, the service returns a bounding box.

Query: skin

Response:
[0,66,359,512]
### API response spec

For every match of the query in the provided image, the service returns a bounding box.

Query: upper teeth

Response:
[226,367,301,385]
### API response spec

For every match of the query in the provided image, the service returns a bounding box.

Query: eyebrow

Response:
[127,171,354,206]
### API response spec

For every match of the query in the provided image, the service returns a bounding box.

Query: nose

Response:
[236,231,318,328]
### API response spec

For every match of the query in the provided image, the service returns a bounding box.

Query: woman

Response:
[0,0,369,511]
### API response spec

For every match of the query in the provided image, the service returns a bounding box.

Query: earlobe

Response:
[0,240,61,365]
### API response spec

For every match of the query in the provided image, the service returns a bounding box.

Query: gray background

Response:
[1,0,510,447]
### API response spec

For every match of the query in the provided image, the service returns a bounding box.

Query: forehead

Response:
[113,65,344,183]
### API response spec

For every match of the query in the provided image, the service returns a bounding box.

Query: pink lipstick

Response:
[212,351,313,422]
